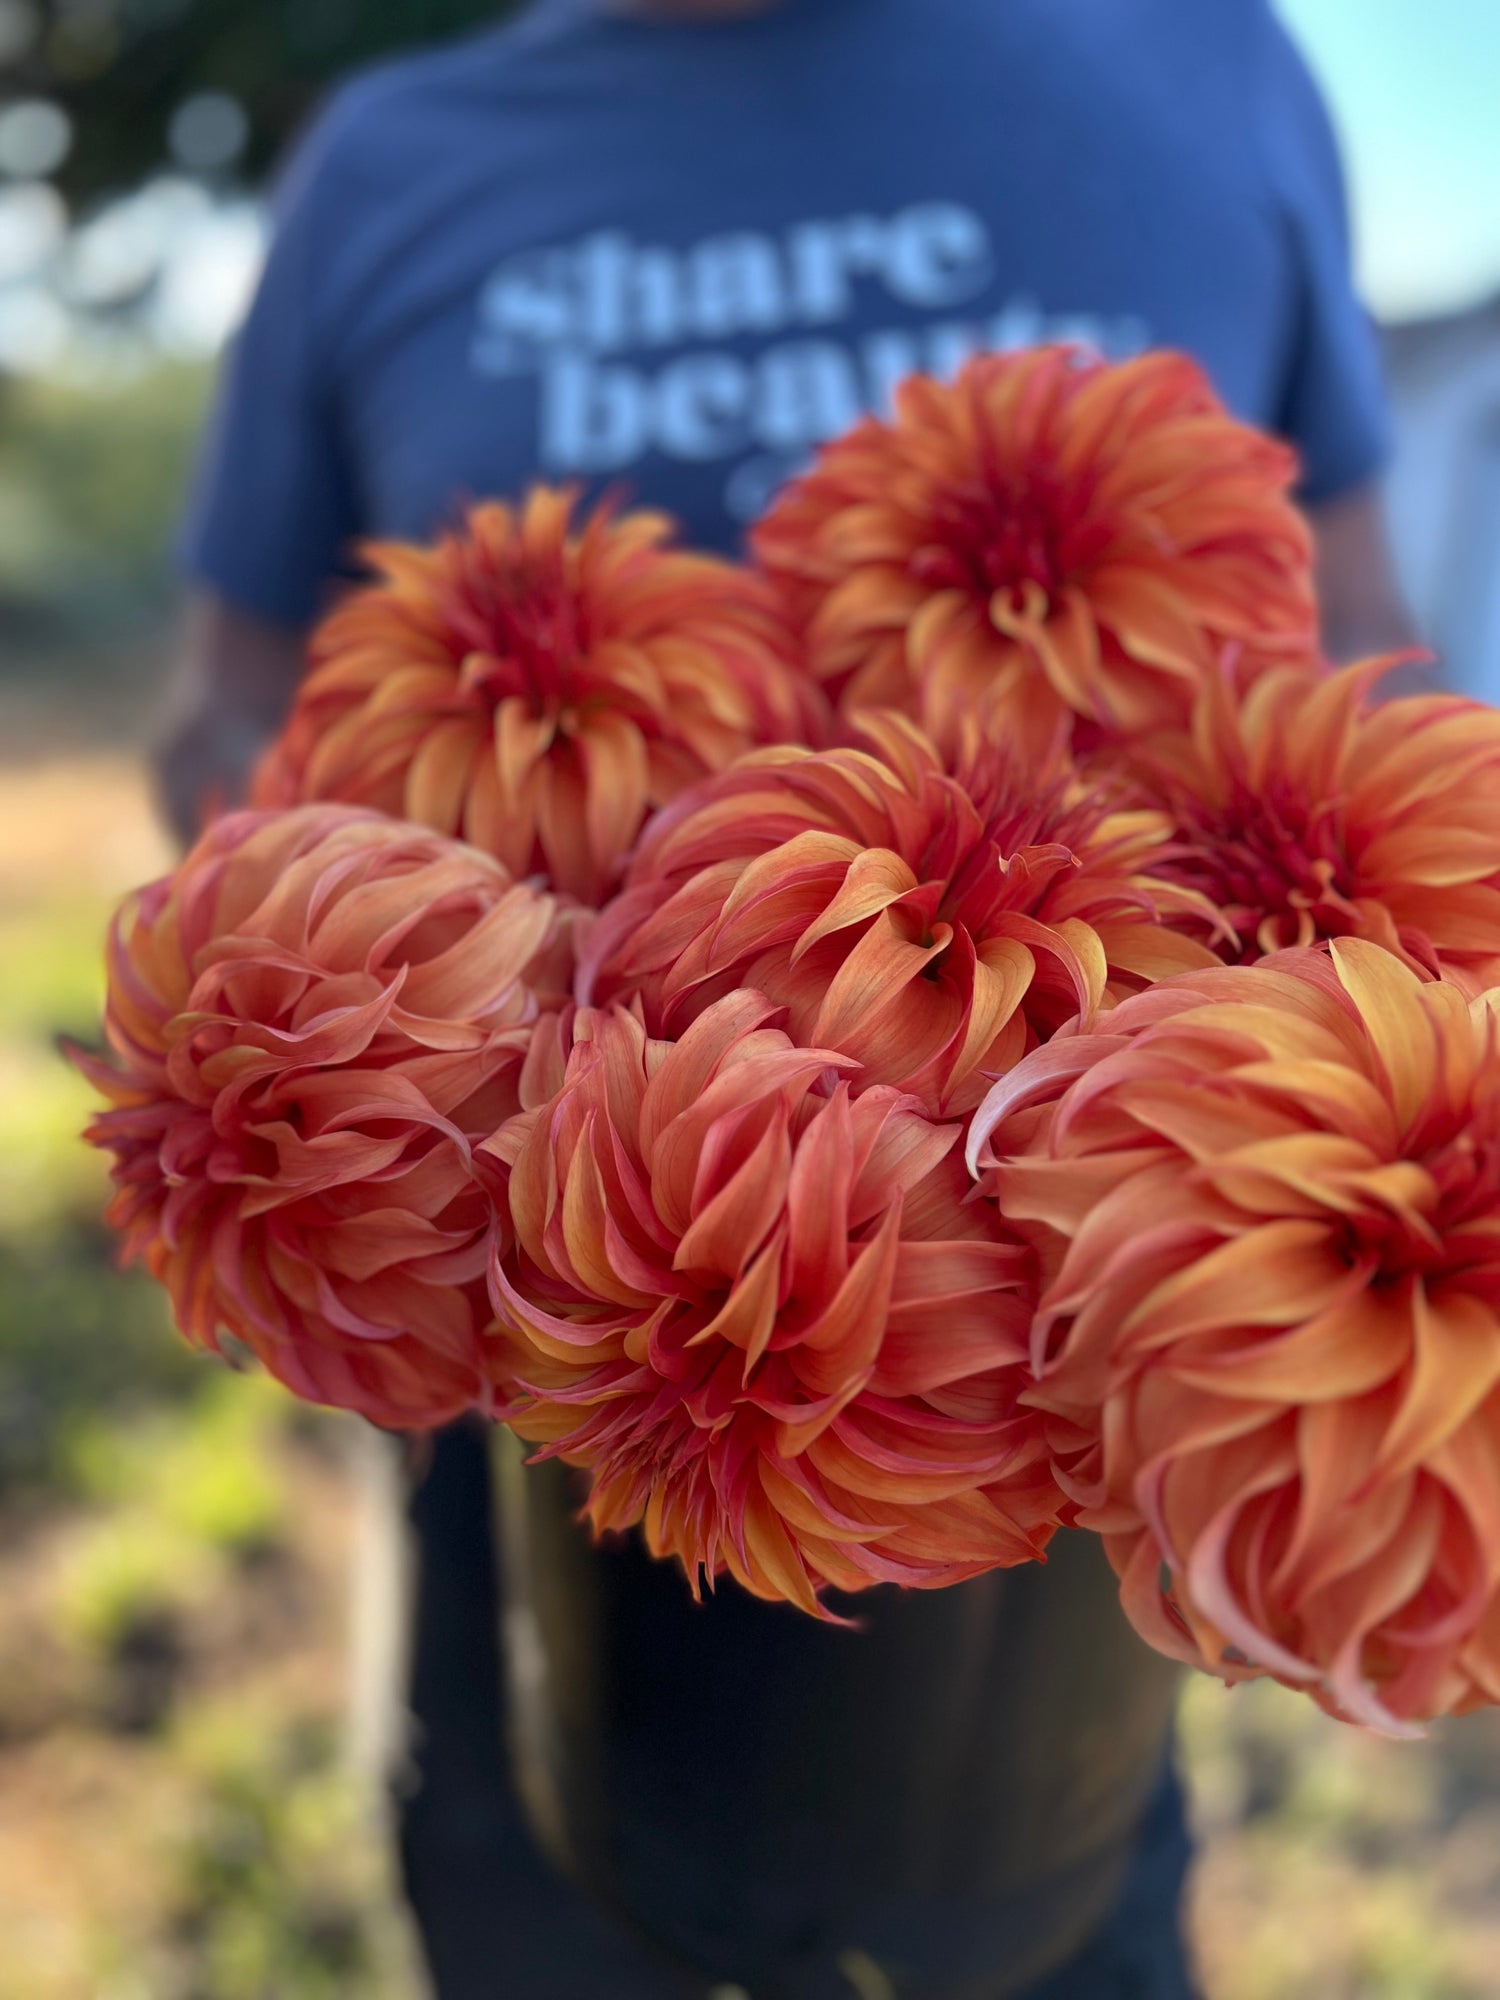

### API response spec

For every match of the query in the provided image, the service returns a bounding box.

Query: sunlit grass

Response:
[0,755,174,1246]
[63,1372,291,1559]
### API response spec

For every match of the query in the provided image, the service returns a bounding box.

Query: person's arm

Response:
[1305,480,1420,669]
[165,94,366,847]
[1259,19,1424,675]
[154,592,310,845]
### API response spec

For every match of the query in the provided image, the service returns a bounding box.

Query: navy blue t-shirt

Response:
[181,0,1391,629]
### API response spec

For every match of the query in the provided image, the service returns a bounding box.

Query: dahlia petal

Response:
[820,945,966,1095]
[984,912,1093,1024]
[1038,1169,1234,1334]
[1360,823,1500,888]
[1184,1495,1322,1685]
[738,1490,822,1615]
[258,491,817,903]
[674,1105,792,1279]
[692,1231,785,1374]
[948,937,1037,1083]
[463,747,524,873]
[398,885,556,1020]
[1228,1058,1398,1153]
[489,987,1060,1604]
[577,711,652,877]
[967,1032,1126,1173]
[871,1305,1028,1398]
[1112,1531,1215,1671]
[710,828,868,936]
[1198,1133,1390,1216]
[1319,1490,1446,1734]
[992,942,1500,1719]
[1092,921,1223,985]
[787,846,923,963]
[561,1133,654,1308]
[1272,1394,1399,1604]
[794,1201,903,1375]
[810,913,949,1049]
[1374,1288,1500,1482]
[756,1455,895,1543]
[1042,586,1104,714]
[408,718,484,832]
[648,1046,840,1236]
[1121,1220,1351,1351]
[1430,1421,1500,1595]
[817,564,930,646]
[848,1094,960,1226]
[1331,939,1439,1133]
[808,1418,1016,1505]
[1087,568,1209,680]
[1167,1284,1411,1404]
[784,1085,855,1299]
[77,808,565,1425]
[637,990,787,1161]
[989,1147,1161,1241]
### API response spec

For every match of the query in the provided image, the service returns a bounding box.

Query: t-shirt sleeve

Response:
[176,108,361,628]
[1262,16,1392,504]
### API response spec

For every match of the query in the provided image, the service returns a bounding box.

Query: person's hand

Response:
[155,685,285,843]
[153,592,310,846]
[1307,481,1422,676]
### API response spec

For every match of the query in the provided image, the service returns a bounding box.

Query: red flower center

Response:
[1428,1128,1500,1230]
[443,544,593,713]
[1327,1096,1500,1288]
[930,767,1102,934]
[908,470,1111,611]
[1168,782,1356,957]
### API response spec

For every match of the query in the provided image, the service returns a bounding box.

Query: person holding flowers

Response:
[138,2,1418,1995]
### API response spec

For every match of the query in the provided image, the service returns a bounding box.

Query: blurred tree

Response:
[2,0,522,205]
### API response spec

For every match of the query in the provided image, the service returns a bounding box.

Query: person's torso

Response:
[310,0,1296,552]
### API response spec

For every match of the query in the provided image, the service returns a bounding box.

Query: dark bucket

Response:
[493,1433,1184,1999]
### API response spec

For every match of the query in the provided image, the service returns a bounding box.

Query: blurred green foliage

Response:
[160,1706,414,2000]
[0,717,203,1490]
[0,362,211,630]
[0,1234,199,1491]
[1180,1675,1500,2000]
[8,0,522,206]
[63,1371,290,1556]
[59,1511,203,1661]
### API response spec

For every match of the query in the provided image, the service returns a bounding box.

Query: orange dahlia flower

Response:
[486,992,1062,1611]
[73,805,563,1428]
[753,347,1315,735]
[254,488,823,905]
[971,940,1500,1727]
[1124,661,1500,988]
[582,711,1218,1116]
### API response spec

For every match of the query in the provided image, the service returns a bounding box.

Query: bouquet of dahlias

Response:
[79,346,1500,1734]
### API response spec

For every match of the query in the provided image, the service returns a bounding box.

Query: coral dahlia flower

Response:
[753,347,1315,734]
[582,712,1218,1116]
[970,940,1500,1727]
[254,488,822,904]
[74,806,563,1427]
[486,992,1062,1611]
[1126,661,1500,988]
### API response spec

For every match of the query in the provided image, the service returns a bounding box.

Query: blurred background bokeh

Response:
[1,3,1498,1996]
